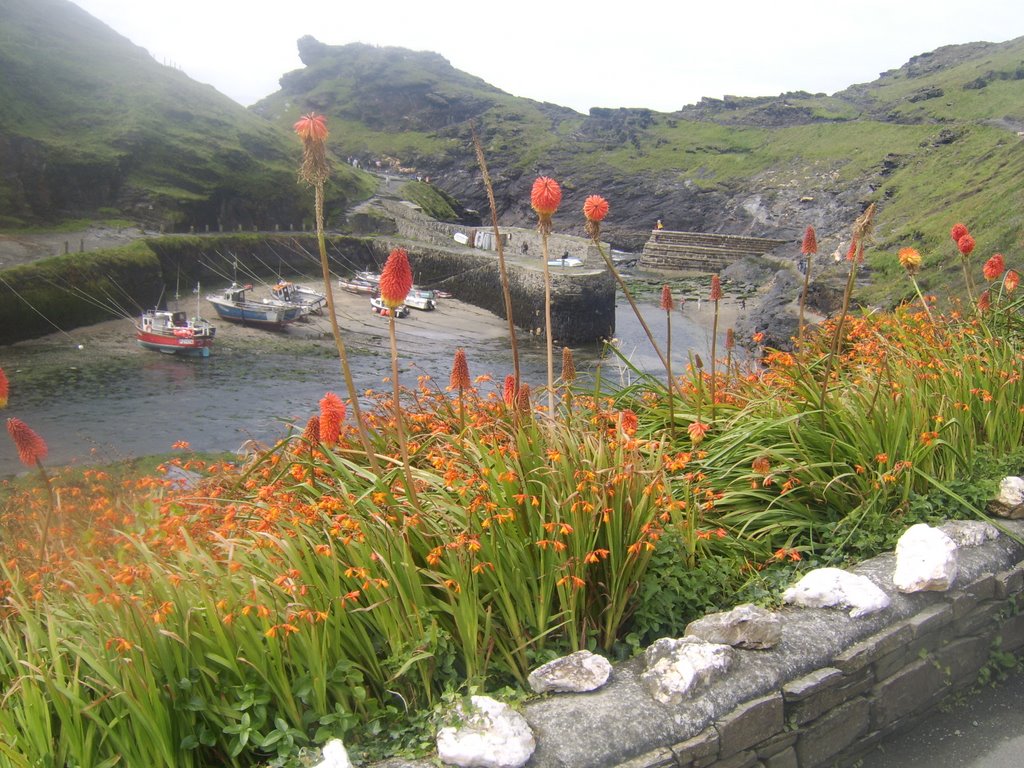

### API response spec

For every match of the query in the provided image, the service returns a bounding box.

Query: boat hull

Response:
[136,330,213,357]
[207,298,302,327]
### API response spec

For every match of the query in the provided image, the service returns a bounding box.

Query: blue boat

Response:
[205,283,303,328]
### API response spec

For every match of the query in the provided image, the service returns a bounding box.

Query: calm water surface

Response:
[0,297,732,476]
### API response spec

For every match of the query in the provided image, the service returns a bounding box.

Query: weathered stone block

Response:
[948,589,978,620]
[613,747,677,768]
[872,645,914,682]
[715,694,784,758]
[964,574,997,602]
[671,727,719,765]
[753,731,797,760]
[832,623,913,673]
[998,612,1024,652]
[935,635,991,689]
[795,697,870,767]
[906,602,954,639]
[872,658,947,730]
[710,750,758,768]
[952,600,1003,637]
[762,746,798,768]
[782,667,842,702]
[786,667,873,726]
[994,563,1024,598]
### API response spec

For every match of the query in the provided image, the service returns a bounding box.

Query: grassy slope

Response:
[0,0,375,227]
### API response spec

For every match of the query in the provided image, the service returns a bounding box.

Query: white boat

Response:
[206,283,303,328]
[370,296,410,318]
[405,288,436,311]
[547,257,584,268]
[270,281,326,314]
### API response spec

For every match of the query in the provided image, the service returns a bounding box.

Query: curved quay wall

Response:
[380,521,1024,768]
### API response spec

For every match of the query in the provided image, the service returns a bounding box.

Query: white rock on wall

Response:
[313,739,353,768]
[641,636,734,706]
[893,524,957,593]
[782,567,891,618]
[987,476,1024,518]
[685,603,783,649]
[940,520,1000,547]
[527,650,612,693]
[436,695,535,768]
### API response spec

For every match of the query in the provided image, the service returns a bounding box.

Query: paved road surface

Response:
[859,667,1024,767]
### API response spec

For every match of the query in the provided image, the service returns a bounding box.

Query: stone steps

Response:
[640,230,788,272]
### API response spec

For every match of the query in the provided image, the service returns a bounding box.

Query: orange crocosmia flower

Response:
[619,409,638,435]
[660,285,673,312]
[983,253,1005,281]
[0,367,8,409]
[319,392,346,445]
[687,420,710,445]
[530,176,562,217]
[6,418,47,466]
[379,248,413,308]
[582,194,609,223]
[1005,270,1020,293]
[752,331,765,344]
[293,113,328,143]
[950,222,969,243]
[898,247,922,274]
[957,233,976,256]
[751,455,771,475]
[801,226,818,256]
[449,348,470,390]
[710,274,723,301]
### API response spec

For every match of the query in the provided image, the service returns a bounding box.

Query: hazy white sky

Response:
[71,0,1024,113]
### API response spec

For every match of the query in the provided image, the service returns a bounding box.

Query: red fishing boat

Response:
[136,309,216,357]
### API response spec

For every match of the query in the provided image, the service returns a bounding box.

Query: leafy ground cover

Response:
[1,216,1022,765]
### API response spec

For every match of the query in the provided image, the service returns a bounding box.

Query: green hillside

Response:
[0,0,375,229]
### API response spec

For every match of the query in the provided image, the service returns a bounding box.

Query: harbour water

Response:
[0,292,737,477]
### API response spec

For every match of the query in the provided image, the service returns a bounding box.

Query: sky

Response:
[70,0,1024,114]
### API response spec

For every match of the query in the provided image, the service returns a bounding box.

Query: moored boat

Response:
[206,283,303,328]
[338,276,379,296]
[136,309,216,357]
[370,296,410,318]
[405,288,437,311]
[270,281,327,314]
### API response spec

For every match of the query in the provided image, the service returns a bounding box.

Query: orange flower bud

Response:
[6,417,48,466]
[978,289,991,312]
[530,177,562,218]
[660,285,673,312]
[1005,270,1020,293]
[293,113,328,143]
[449,348,470,390]
[319,392,346,445]
[0,367,7,409]
[898,247,922,274]
[583,195,609,223]
[379,248,413,308]
[983,253,1005,281]
[503,375,517,406]
[957,233,976,256]
[710,275,722,301]
[801,226,818,255]
[301,414,320,446]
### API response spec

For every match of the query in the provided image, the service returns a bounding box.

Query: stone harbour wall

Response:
[377,520,1024,768]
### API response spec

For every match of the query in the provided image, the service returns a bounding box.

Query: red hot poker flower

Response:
[503,374,517,406]
[6,417,48,466]
[583,195,609,223]
[531,177,562,218]
[688,420,709,445]
[301,415,320,446]
[449,348,470,390]
[379,248,413,308]
[950,223,969,243]
[660,285,673,312]
[1005,270,1020,293]
[983,253,1006,281]
[957,233,976,256]
[561,346,576,382]
[710,275,723,301]
[978,289,991,312]
[619,409,638,435]
[0,367,8,409]
[801,226,818,255]
[319,392,346,445]
[293,113,328,143]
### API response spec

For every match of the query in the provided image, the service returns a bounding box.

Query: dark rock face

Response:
[735,268,802,351]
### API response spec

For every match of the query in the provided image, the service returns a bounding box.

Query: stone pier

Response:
[640,230,787,272]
